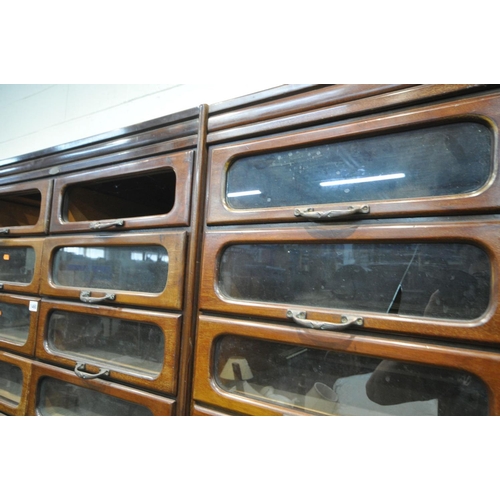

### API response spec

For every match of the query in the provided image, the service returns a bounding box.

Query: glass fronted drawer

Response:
[0,351,32,416]
[50,151,194,233]
[0,295,40,357]
[40,231,186,309]
[0,238,44,295]
[36,300,180,394]
[201,220,500,344]
[207,93,500,224]
[28,362,175,416]
[0,179,52,236]
[193,316,500,416]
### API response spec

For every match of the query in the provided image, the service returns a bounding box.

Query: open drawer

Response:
[50,151,194,233]
[36,300,181,395]
[40,231,186,310]
[193,315,500,416]
[27,361,176,416]
[0,179,52,236]
[200,219,500,345]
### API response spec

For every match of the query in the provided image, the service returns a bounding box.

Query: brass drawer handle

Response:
[294,205,370,220]
[74,362,110,380]
[89,219,125,230]
[80,290,116,304]
[287,309,364,331]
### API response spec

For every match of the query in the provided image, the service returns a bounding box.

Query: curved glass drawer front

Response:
[226,122,491,209]
[219,242,490,321]
[0,360,23,406]
[37,377,153,416]
[0,247,35,284]
[53,245,168,293]
[0,190,42,227]
[215,336,489,416]
[63,170,176,222]
[0,302,30,345]
[47,310,165,378]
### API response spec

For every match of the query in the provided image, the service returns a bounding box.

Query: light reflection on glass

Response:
[320,173,406,187]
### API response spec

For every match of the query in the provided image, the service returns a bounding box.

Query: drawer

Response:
[0,179,52,236]
[36,300,181,395]
[0,238,44,295]
[50,151,194,233]
[193,316,500,416]
[201,220,500,345]
[0,294,40,357]
[27,361,175,416]
[0,350,33,416]
[207,93,500,225]
[40,231,186,309]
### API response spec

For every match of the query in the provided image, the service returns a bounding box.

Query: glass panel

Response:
[220,242,490,321]
[0,360,23,406]
[0,302,30,345]
[226,122,492,209]
[47,310,165,378]
[0,190,41,227]
[215,336,489,416]
[0,247,35,284]
[53,245,168,293]
[64,170,176,222]
[37,377,153,416]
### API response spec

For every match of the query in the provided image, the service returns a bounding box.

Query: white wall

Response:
[0,84,281,161]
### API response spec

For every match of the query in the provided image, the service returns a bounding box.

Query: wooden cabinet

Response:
[191,84,500,416]
[3,84,500,416]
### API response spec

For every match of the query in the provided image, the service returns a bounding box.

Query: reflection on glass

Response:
[47,311,165,378]
[0,302,30,345]
[64,170,176,222]
[226,122,492,209]
[0,361,23,406]
[215,336,489,416]
[0,191,42,227]
[0,247,35,284]
[37,378,153,416]
[220,242,490,320]
[53,245,168,293]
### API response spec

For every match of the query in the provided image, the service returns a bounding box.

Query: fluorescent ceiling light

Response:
[320,173,405,187]
[227,189,262,198]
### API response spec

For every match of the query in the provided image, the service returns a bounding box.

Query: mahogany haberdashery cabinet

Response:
[3,84,500,416]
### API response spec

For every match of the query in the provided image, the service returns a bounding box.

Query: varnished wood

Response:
[0,350,33,416]
[193,315,500,416]
[39,231,187,310]
[207,91,500,225]
[0,294,40,358]
[26,360,176,416]
[35,299,181,395]
[50,151,194,233]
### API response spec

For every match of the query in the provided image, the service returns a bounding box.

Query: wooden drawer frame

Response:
[0,350,33,416]
[207,92,500,225]
[40,231,187,310]
[0,294,40,357]
[193,315,500,416]
[49,151,194,234]
[0,179,53,236]
[27,361,176,416]
[36,300,181,395]
[200,219,500,345]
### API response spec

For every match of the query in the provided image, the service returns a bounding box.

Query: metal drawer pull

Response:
[74,362,110,380]
[0,228,9,235]
[89,219,125,230]
[287,309,364,331]
[80,290,116,303]
[294,205,370,220]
